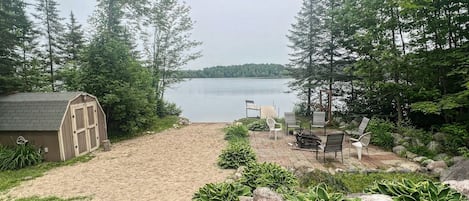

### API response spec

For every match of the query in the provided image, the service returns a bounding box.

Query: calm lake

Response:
[165,78,299,122]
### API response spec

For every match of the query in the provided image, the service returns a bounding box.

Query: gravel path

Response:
[5,123,233,201]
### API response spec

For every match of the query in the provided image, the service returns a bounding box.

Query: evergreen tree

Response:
[34,0,64,91]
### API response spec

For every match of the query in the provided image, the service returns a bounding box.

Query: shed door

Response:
[71,101,100,156]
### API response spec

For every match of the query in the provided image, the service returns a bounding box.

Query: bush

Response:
[365,179,467,201]
[246,119,268,131]
[193,182,251,201]
[218,141,256,169]
[225,125,249,141]
[367,118,395,150]
[440,124,469,155]
[0,144,43,170]
[284,183,354,201]
[156,99,182,118]
[297,169,349,193]
[240,162,298,192]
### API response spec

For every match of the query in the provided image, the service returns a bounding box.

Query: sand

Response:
[5,123,234,201]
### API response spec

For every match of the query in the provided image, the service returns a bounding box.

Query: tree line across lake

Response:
[178,64,288,78]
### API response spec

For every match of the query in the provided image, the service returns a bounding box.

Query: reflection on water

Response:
[165,78,299,122]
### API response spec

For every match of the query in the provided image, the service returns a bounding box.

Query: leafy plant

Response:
[365,179,467,201]
[218,141,256,169]
[367,118,395,150]
[440,124,469,155]
[246,119,268,131]
[285,183,357,201]
[225,125,249,141]
[240,162,298,192]
[298,169,349,193]
[458,147,469,158]
[193,182,251,201]
[0,144,43,170]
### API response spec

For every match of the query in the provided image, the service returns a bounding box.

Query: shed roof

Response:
[0,92,84,131]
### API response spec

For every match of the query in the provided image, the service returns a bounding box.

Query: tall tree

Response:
[34,0,64,91]
[287,0,325,116]
[142,0,201,116]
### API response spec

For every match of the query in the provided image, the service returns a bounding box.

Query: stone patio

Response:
[249,129,421,173]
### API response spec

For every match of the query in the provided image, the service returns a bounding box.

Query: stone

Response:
[426,160,448,171]
[357,194,393,201]
[452,156,466,165]
[239,196,254,201]
[441,160,469,182]
[253,187,284,201]
[426,141,442,152]
[102,140,111,151]
[412,156,428,163]
[433,132,446,142]
[392,145,406,155]
[421,159,435,166]
[443,180,469,197]
[411,138,425,147]
[392,133,403,145]
[434,153,449,161]
[386,167,397,173]
[406,152,418,159]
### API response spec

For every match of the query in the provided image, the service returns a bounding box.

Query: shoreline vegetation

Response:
[178,64,288,78]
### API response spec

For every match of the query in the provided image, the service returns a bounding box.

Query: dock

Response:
[260,105,277,118]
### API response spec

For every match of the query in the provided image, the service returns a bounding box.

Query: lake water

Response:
[165,78,299,122]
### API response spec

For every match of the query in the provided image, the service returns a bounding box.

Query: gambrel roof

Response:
[0,92,83,131]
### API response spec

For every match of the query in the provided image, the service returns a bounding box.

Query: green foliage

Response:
[458,147,469,158]
[156,99,182,118]
[240,162,298,192]
[246,119,268,131]
[411,101,441,115]
[218,141,256,169]
[109,115,179,143]
[285,183,354,201]
[0,144,42,171]
[298,170,349,193]
[192,182,251,201]
[367,118,395,150]
[179,64,287,78]
[440,124,469,155]
[365,179,467,201]
[224,125,249,141]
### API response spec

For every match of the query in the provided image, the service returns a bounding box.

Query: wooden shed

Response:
[0,92,107,161]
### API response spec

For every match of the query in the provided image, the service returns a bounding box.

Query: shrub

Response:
[218,141,256,169]
[297,169,349,193]
[246,119,268,131]
[193,182,251,201]
[284,183,355,201]
[0,144,43,170]
[240,162,298,192]
[156,99,182,118]
[225,125,249,141]
[440,124,469,155]
[365,179,467,201]
[367,118,395,150]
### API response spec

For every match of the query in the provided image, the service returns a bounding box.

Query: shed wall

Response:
[61,108,75,160]
[0,131,60,161]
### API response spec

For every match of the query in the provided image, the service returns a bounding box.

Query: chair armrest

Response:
[350,137,359,142]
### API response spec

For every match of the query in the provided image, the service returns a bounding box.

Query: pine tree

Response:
[34,0,64,91]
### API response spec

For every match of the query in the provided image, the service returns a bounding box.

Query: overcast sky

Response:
[51,0,303,69]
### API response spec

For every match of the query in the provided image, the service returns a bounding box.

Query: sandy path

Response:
[6,123,234,201]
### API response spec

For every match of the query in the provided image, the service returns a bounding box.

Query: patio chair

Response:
[284,112,301,135]
[311,111,328,135]
[316,132,345,163]
[344,117,370,137]
[266,117,282,140]
[350,132,371,160]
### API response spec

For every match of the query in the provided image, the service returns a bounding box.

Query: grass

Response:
[0,154,94,194]
[109,115,179,142]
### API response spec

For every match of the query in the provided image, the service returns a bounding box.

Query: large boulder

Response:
[357,194,393,201]
[443,180,469,197]
[391,133,403,145]
[426,141,442,152]
[441,160,469,182]
[433,132,446,142]
[393,145,406,155]
[427,160,448,175]
[253,187,284,201]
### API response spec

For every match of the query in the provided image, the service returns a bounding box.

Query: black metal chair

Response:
[316,132,345,163]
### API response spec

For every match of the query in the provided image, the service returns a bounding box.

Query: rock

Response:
[413,156,428,163]
[443,180,469,197]
[225,178,235,183]
[426,141,442,152]
[452,156,466,165]
[392,133,403,145]
[426,160,448,171]
[357,194,393,201]
[178,117,190,125]
[433,132,446,141]
[406,152,418,159]
[253,187,284,201]
[22,176,33,181]
[403,136,412,142]
[434,153,449,161]
[386,167,397,173]
[239,196,254,201]
[441,160,469,182]
[411,138,425,147]
[392,145,407,155]
[421,159,435,166]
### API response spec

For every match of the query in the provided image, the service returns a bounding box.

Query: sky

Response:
[44,0,303,70]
